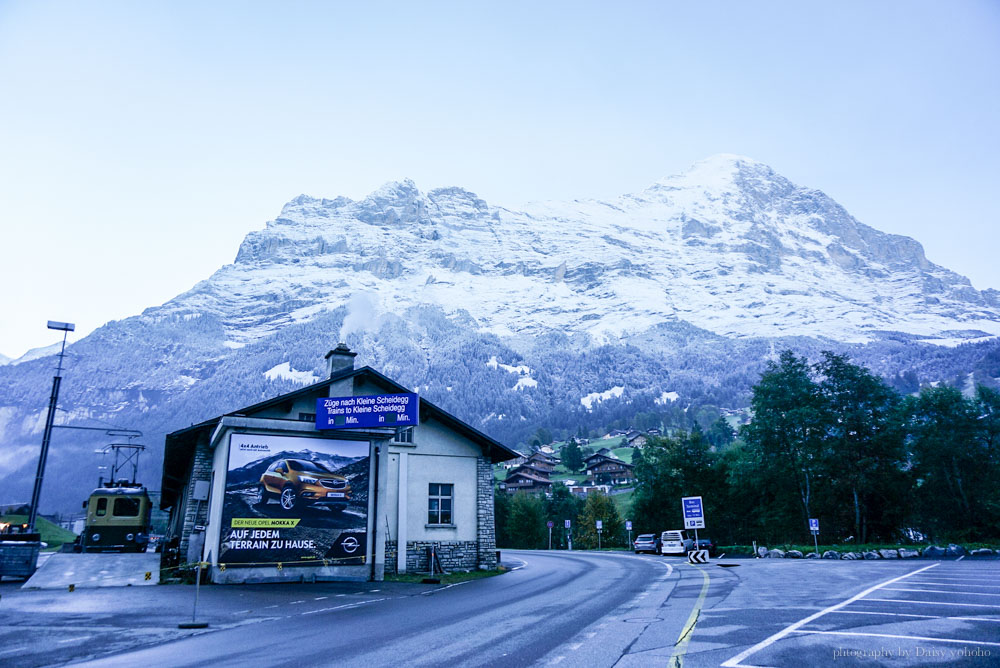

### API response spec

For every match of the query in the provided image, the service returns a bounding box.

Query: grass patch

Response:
[384,568,508,585]
[1,514,77,550]
[611,488,634,516]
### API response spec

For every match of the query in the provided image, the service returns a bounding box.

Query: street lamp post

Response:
[27,320,74,532]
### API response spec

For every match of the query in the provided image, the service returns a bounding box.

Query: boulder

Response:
[922,545,946,558]
[878,549,899,559]
[767,549,785,558]
[822,550,841,559]
[898,549,920,559]
[805,552,820,559]
[841,552,861,560]
[945,544,967,557]
[862,551,881,560]
[786,550,803,559]
[756,546,769,558]
[970,548,995,558]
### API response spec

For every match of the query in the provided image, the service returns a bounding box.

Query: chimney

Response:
[325,343,357,377]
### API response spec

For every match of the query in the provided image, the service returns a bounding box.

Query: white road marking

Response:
[866,598,1000,608]
[0,647,26,657]
[57,637,90,644]
[300,597,388,616]
[720,563,939,668]
[907,581,1000,588]
[315,596,328,600]
[290,600,305,604]
[549,656,565,664]
[232,609,250,614]
[568,643,583,650]
[789,629,1000,647]
[909,576,1000,583]
[957,555,965,561]
[264,604,278,609]
[830,610,1000,622]
[883,587,1000,596]
[584,632,596,638]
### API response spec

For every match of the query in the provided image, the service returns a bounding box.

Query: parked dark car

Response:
[694,537,717,556]
[633,533,660,554]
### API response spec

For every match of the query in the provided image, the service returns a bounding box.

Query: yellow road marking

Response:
[669,565,710,668]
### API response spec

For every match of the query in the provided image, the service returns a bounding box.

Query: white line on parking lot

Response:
[720,563,938,668]
[907,581,1000,588]
[830,610,1000,622]
[883,587,1000,596]
[866,598,1000,608]
[788,629,1000,647]
[907,576,1000,583]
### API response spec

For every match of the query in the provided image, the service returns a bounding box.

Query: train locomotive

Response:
[77,483,152,553]
[73,441,153,553]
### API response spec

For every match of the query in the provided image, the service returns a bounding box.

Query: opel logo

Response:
[341,536,360,554]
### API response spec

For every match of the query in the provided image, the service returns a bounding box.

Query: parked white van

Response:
[660,530,693,555]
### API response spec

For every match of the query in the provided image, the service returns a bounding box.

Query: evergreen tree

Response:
[562,439,584,472]
[507,492,547,548]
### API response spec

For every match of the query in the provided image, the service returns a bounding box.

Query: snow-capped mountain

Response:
[2,155,999,515]
[154,154,999,346]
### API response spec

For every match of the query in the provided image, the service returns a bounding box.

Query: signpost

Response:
[565,519,572,550]
[682,496,706,564]
[596,520,603,551]
[316,393,419,430]
[809,518,820,556]
[625,520,632,548]
[547,520,554,550]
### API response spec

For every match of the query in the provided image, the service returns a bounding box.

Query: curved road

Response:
[76,550,718,667]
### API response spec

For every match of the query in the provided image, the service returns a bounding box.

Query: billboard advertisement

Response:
[219,433,370,567]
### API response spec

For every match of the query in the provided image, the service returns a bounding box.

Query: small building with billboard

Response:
[160,344,517,584]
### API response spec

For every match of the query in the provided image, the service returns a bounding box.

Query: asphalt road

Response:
[1,551,997,667]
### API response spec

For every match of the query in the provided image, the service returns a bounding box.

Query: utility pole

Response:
[28,321,74,532]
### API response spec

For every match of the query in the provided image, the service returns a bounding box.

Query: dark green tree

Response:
[816,352,908,543]
[493,486,512,547]
[507,492,547,548]
[707,416,736,448]
[906,385,999,541]
[561,439,584,472]
[741,351,830,535]
[545,483,583,549]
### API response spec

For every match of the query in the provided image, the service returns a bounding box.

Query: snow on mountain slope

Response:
[148,155,999,347]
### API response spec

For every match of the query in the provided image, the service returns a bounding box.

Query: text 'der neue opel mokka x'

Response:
[255,459,351,512]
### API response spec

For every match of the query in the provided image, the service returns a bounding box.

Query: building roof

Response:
[585,453,633,469]
[161,365,519,509]
[504,472,553,486]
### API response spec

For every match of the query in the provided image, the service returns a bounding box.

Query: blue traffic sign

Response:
[682,496,705,529]
[316,393,419,430]
[683,497,704,519]
[809,518,819,532]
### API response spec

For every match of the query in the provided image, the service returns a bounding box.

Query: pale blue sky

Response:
[1,1,998,358]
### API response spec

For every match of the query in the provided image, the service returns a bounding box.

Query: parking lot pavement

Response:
[720,560,1000,667]
[0,578,418,668]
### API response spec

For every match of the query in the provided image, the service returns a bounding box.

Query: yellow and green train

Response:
[76,485,153,553]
